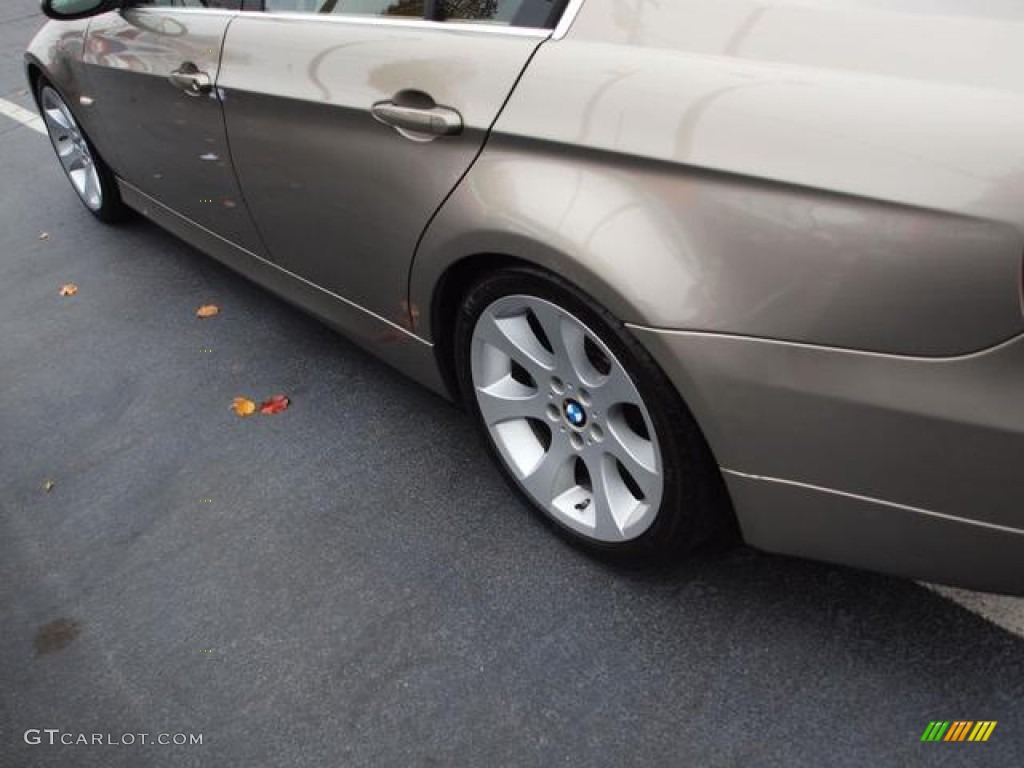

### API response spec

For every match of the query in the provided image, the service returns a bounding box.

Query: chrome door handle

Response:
[169,64,213,96]
[370,101,463,138]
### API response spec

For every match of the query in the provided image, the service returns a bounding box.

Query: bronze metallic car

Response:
[27,0,1024,594]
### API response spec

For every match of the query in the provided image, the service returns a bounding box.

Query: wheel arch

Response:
[410,145,697,405]
[24,15,89,106]
[24,58,45,108]
[421,244,642,407]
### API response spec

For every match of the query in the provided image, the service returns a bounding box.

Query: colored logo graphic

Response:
[920,721,997,742]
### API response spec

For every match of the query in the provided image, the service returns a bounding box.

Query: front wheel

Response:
[37,80,127,224]
[454,266,728,563]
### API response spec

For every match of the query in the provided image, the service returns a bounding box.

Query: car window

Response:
[443,0,567,28]
[256,0,565,27]
[261,0,424,15]
[129,0,246,8]
[441,0,522,25]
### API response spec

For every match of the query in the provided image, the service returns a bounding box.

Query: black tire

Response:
[36,77,128,224]
[453,264,730,565]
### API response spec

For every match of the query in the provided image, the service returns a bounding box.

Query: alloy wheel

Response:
[40,86,103,212]
[470,295,664,543]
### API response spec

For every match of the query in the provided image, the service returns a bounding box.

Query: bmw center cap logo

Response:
[564,399,587,428]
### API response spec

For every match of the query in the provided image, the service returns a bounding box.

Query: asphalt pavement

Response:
[2,3,1023,766]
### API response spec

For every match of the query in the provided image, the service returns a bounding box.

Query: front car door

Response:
[218,0,565,329]
[82,0,266,254]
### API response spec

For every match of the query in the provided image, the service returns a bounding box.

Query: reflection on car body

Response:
[26,0,1024,595]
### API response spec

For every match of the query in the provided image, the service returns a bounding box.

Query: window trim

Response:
[551,0,581,40]
[121,1,245,10]
[251,0,571,33]
[121,6,238,15]
[123,0,581,37]
[250,12,551,36]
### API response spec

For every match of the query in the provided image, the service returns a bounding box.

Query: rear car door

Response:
[218,1,563,326]
[82,1,266,254]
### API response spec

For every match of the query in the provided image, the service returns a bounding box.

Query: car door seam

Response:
[214,12,277,262]
[404,34,551,338]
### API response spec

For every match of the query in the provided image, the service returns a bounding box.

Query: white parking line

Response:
[0,96,45,135]
[0,94,1022,640]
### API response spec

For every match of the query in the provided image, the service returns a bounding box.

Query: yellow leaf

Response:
[43,479,55,493]
[59,283,77,297]
[231,397,256,417]
[196,304,219,318]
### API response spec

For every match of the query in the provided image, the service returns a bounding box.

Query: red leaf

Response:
[259,395,290,415]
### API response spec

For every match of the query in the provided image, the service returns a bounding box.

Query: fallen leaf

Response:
[34,618,81,656]
[231,397,256,417]
[39,232,50,240]
[59,283,77,297]
[196,304,219,318]
[42,479,55,493]
[259,394,290,415]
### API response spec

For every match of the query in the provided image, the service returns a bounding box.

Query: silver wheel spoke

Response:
[61,147,84,177]
[82,168,102,208]
[588,455,625,540]
[40,87,104,212]
[474,310,554,381]
[606,416,658,484]
[68,166,89,197]
[521,439,574,502]
[591,450,655,537]
[611,445,659,500]
[529,301,601,385]
[471,295,663,543]
[44,106,71,131]
[476,377,545,426]
[591,361,632,402]
[66,151,86,173]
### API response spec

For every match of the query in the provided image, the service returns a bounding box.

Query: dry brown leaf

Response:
[196,304,219,318]
[259,394,290,415]
[231,397,256,417]
[59,283,77,297]
[42,479,55,493]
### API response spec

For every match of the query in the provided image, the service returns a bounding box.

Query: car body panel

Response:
[24,17,92,132]
[449,1,1024,356]
[568,0,1024,94]
[630,327,1024,531]
[630,324,1024,594]
[723,468,1024,596]
[410,136,1024,357]
[23,0,1024,594]
[81,8,267,254]
[218,15,543,328]
[118,178,449,397]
